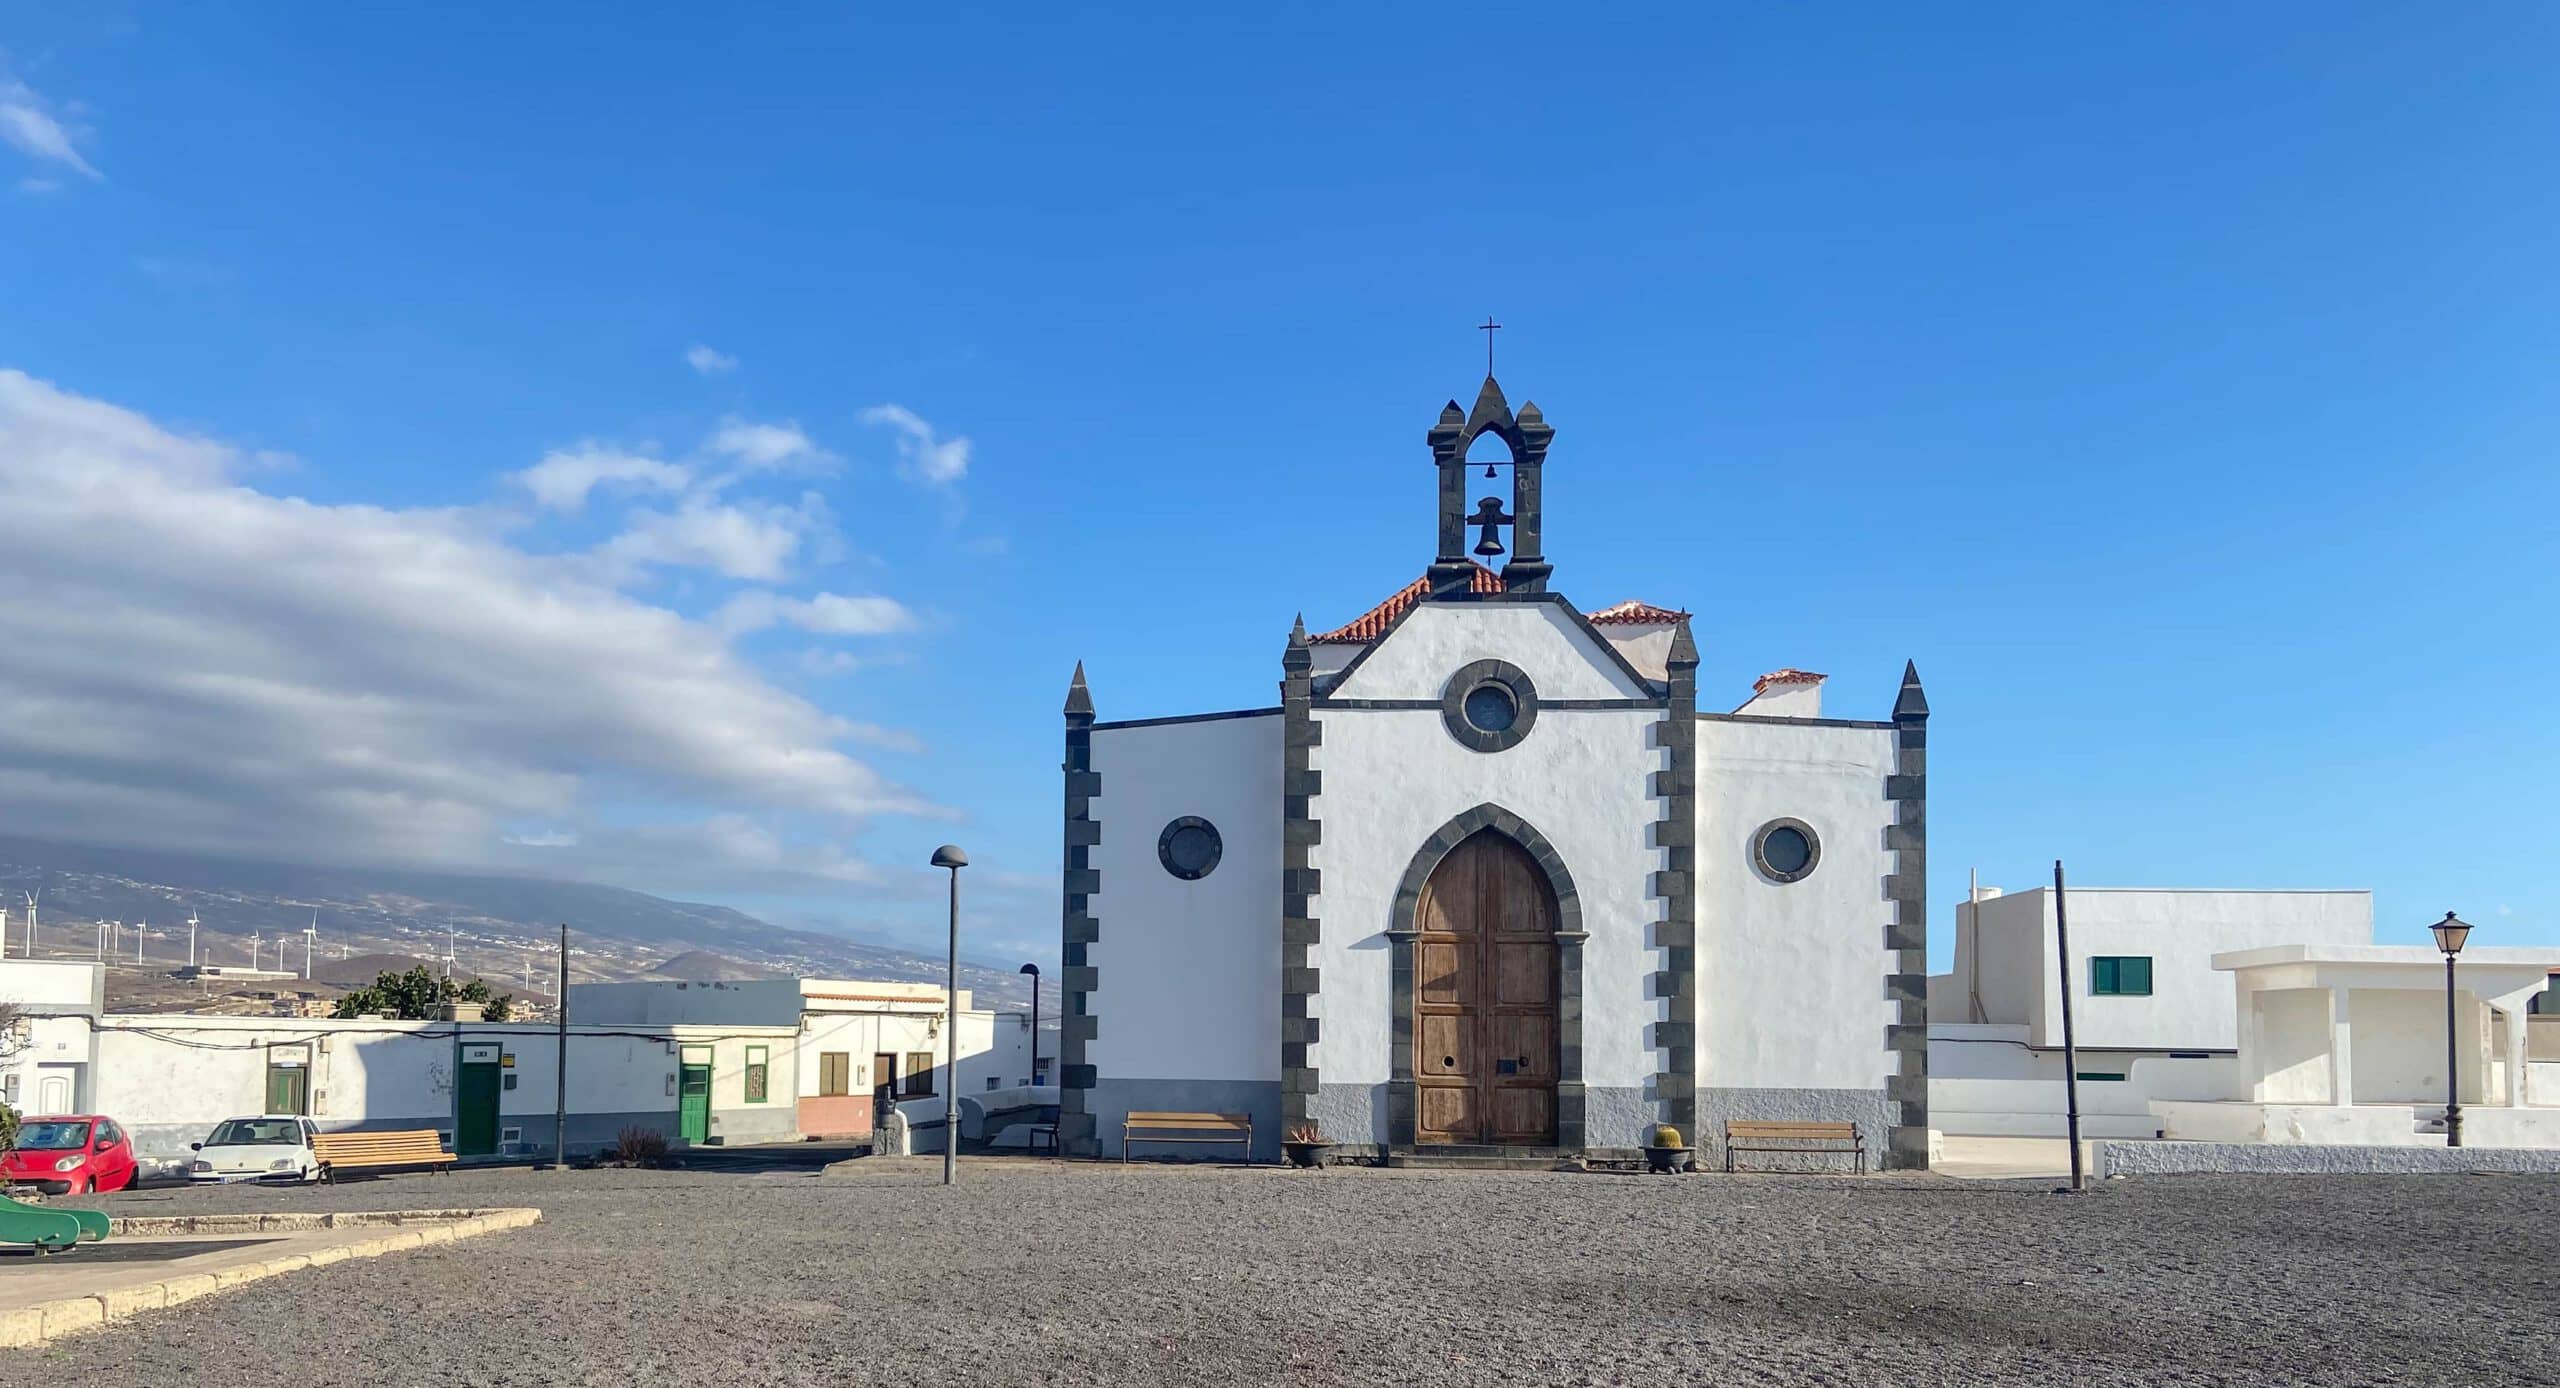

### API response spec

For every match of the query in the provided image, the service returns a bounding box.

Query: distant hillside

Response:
[0,836,1034,1013]
[650,950,774,982]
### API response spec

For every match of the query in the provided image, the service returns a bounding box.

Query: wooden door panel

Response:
[1417,1084,1476,1143]
[1491,1086,1553,1143]
[1419,1014,1470,1077]
[1417,940,1469,1006]
[1492,940,1555,1006]
[1489,1015,1554,1080]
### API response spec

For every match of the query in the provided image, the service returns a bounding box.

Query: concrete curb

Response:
[0,1208,541,1351]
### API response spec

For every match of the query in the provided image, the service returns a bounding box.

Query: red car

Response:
[3,1115,141,1195]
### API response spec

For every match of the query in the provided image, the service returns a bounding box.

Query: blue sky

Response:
[2,5,2554,965]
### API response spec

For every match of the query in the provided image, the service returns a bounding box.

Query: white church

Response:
[1054,376,1929,1166]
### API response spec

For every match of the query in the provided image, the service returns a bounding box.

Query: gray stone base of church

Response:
[1086,1078,1283,1163]
[1316,1081,1657,1150]
[1695,1087,1897,1168]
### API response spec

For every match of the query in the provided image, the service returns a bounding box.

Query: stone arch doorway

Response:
[1387,805,1587,1152]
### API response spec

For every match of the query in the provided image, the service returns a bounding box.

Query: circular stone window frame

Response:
[1750,817,1822,884]
[1441,658,1539,754]
[1156,815,1224,881]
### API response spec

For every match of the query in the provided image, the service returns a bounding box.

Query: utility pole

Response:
[550,922,569,1170]
[2053,860,2086,1194]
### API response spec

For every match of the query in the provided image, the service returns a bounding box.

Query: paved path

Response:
[32,1158,2560,1385]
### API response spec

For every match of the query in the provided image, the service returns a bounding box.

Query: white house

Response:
[1056,376,1929,1165]
[1927,887,2371,1138]
[0,959,103,1117]
[569,976,1033,1141]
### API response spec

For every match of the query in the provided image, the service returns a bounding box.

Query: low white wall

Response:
[2153,1100,2427,1146]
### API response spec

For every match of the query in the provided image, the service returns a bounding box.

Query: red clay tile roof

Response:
[1312,568,1690,644]
[1752,667,1827,694]
[1310,566,1504,643]
[1587,599,1692,626]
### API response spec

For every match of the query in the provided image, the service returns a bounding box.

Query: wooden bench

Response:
[312,1129,459,1182]
[1722,1120,1866,1174]
[1121,1111,1252,1163]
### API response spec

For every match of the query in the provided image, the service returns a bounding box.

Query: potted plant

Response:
[1281,1122,1334,1169]
[1645,1123,1694,1174]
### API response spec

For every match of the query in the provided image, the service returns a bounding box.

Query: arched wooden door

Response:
[1413,829,1559,1145]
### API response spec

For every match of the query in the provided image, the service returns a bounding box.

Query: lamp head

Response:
[2430,911,2473,956]
[929,844,969,870]
[1019,962,1040,976]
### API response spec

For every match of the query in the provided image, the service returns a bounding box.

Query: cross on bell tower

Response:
[1425,341,1554,596]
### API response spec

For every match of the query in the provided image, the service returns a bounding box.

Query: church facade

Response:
[1054,377,1929,1167]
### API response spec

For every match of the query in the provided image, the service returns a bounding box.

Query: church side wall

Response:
[1084,714,1283,1158]
[1693,718,1900,1153]
[1314,705,1664,1148]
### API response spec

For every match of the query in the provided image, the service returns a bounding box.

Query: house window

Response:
[1157,816,1224,881]
[2090,956,2153,996]
[818,1051,851,1097]
[2076,1071,2129,1082]
[902,1051,936,1098]
[744,1045,770,1104]
[1750,818,1821,884]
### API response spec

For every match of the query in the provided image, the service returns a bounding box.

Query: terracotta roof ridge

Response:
[1309,563,1503,644]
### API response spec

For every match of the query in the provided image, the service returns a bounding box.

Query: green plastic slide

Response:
[0,1194,108,1249]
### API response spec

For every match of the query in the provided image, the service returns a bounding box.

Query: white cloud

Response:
[706,416,828,470]
[0,72,100,181]
[684,344,739,376]
[603,495,825,581]
[18,175,59,195]
[716,589,917,637]
[862,404,970,486]
[0,368,943,888]
[515,445,689,513]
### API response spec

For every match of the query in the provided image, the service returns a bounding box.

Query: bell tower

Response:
[1426,375,1554,596]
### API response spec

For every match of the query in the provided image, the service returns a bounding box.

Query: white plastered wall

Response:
[1086,713,1282,1084]
[1314,701,1663,1093]
[1328,603,1648,701]
[1693,718,1898,1092]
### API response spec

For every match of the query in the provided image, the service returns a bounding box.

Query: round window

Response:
[1462,682,1518,734]
[1751,818,1821,884]
[1439,659,1537,753]
[1157,816,1223,880]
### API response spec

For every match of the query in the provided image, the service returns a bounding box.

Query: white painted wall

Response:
[1328,603,1646,701]
[0,961,105,1114]
[1732,680,1822,719]
[1694,718,1898,1092]
[1315,701,1662,1100]
[1952,888,2372,1052]
[1086,712,1282,1084]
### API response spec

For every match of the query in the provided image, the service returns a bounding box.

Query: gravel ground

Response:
[27,1157,2560,1386]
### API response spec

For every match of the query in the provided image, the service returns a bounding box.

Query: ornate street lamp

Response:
[930,845,969,1185]
[2430,912,2473,1148]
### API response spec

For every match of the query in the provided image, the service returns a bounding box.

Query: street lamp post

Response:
[1020,963,1042,1087]
[931,845,969,1187]
[2430,912,2473,1148]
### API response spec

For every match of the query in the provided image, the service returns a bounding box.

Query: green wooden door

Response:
[264,1065,308,1116]
[458,1060,501,1157]
[678,1062,712,1143]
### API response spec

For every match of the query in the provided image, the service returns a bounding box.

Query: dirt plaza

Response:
[24,1155,2560,1386]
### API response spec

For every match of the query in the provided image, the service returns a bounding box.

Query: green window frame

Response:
[2090,956,2153,996]
[744,1045,770,1104]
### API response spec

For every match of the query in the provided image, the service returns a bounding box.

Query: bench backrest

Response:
[1724,1121,1860,1141]
[312,1130,452,1160]
[1124,1111,1250,1133]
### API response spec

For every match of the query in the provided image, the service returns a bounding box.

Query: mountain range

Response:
[0,836,1037,1013]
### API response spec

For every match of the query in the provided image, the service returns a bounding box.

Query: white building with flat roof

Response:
[568,976,1033,1142]
[1928,887,2372,1138]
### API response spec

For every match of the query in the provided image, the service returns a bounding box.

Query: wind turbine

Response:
[443,927,456,980]
[134,920,148,966]
[303,911,318,980]
[94,920,108,961]
[22,889,39,956]
[0,904,9,959]
[187,910,200,969]
[249,929,262,971]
